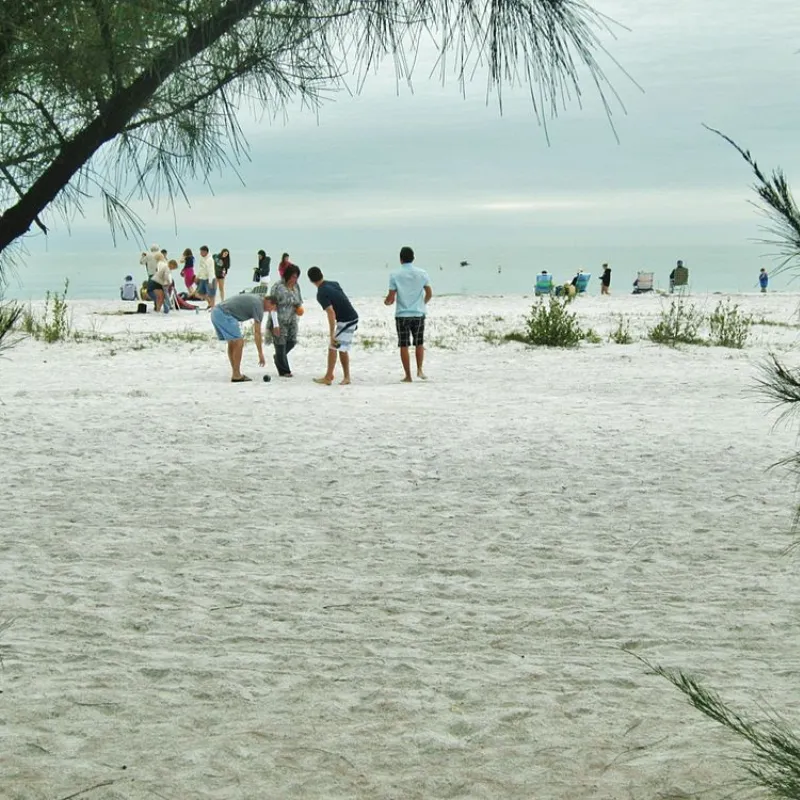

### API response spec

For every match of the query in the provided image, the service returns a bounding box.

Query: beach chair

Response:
[534,273,553,295]
[672,265,689,293]
[575,272,591,294]
[633,271,654,294]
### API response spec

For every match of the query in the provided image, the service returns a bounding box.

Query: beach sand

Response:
[3,291,800,799]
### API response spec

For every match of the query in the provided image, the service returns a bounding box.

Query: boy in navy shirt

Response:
[307,266,358,385]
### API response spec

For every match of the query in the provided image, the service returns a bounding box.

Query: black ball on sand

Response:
[263,375,271,383]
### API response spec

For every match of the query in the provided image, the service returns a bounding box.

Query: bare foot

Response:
[339,378,351,385]
[313,377,332,385]
[401,376,413,383]
[417,370,428,380]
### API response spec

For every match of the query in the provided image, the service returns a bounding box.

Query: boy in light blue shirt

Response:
[384,245,432,382]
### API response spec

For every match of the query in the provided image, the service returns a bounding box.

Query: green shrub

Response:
[23,280,71,343]
[610,314,633,344]
[511,295,585,347]
[19,305,36,335]
[709,299,753,349]
[583,327,602,344]
[648,299,704,346]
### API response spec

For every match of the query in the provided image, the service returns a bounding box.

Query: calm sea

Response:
[1,242,791,300]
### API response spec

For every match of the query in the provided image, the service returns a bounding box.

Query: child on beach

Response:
[759,268,769,293]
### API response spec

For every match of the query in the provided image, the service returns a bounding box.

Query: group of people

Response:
[209,245,432,385]
[122,246,300,312]
[536,265,610,297]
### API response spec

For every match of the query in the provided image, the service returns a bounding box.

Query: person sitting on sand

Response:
[384,245,432,382]
[210,293,279,383]
[120,275,139,301]
[307,266,359,386]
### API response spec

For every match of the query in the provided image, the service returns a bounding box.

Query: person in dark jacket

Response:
[254,249,271,283]
[214,248,231,301]
[600,263,611,295]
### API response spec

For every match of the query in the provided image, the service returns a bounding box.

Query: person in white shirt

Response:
[120,275,139,301]
[139,244,161,278]
[195,245,217,308]
[147,258,177,312]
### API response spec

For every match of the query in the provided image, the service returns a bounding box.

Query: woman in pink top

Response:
[180,248,195,291]
[278,252,293,279]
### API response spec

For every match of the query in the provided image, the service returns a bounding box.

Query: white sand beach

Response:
[3,290,800,799]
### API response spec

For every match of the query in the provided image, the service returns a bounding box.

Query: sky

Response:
[6,0,800,297]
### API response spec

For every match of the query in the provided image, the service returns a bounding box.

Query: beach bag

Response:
[137,303,147,314]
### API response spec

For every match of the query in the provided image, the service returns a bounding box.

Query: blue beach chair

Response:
[575,272,591,294]
[534,272,553,295]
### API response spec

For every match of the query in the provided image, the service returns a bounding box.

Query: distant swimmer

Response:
[459,260,469,267]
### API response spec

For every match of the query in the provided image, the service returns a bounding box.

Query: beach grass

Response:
[636,653,800,800]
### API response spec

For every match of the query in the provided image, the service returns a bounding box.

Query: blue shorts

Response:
[197,278,216,297]
[211,307,243,341]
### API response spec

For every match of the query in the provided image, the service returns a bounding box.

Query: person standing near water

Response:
[600,263,611,295]
[195,245,216,308]
[180,248,196,292]
[214,248,231,301]
[759,268,769,293]
[384,245,432,382]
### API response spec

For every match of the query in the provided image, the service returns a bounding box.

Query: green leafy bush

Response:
[505,295,585,347]
[648,299,704,346]
[709,299,753,348]
[22,280,72,343]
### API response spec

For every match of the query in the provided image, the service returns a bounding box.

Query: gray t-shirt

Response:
[219,293,264,323]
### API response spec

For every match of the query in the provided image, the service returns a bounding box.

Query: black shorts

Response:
[147,279,164,295]
[396,316,425,348]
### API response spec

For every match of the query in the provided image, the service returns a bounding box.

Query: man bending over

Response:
[210,293,279,383]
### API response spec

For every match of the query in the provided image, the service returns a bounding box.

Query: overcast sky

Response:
[16,0,800,284]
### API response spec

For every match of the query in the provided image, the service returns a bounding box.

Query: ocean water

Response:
[1,241,791,300]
